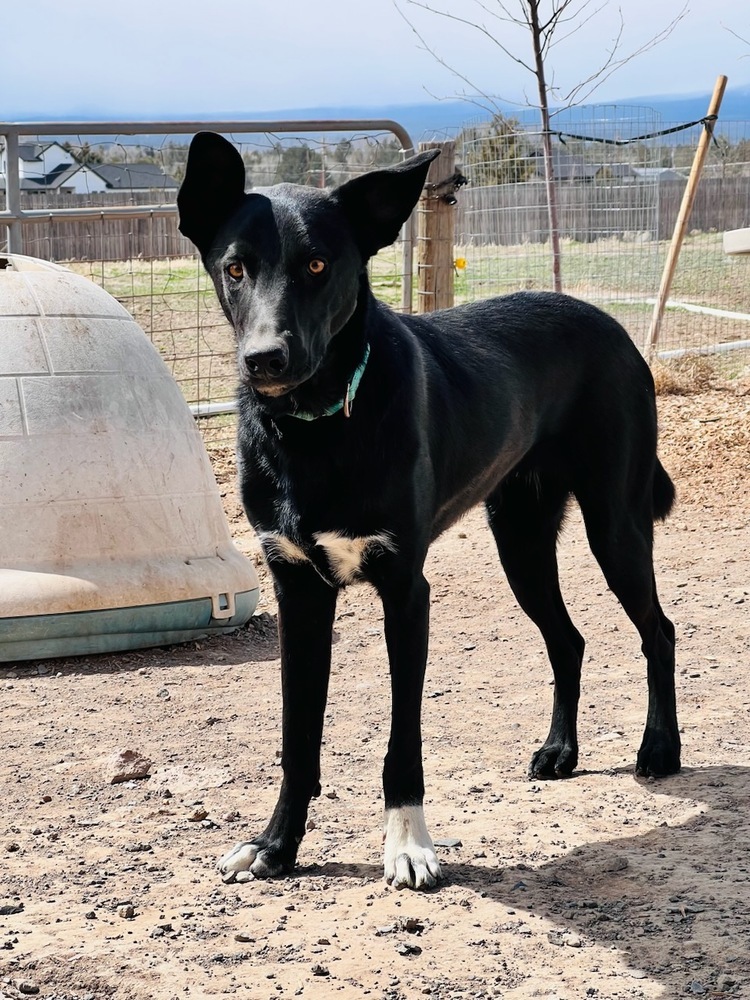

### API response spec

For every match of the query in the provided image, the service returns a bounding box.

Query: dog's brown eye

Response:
[307,258,327,276]
[227,262,244,281]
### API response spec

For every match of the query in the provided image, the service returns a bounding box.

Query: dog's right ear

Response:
[178,132,247,256]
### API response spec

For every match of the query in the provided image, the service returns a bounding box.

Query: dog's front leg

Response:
[219,564,337,882]
[376,569,442,890]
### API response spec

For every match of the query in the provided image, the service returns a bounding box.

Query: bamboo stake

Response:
[646,74,728,359]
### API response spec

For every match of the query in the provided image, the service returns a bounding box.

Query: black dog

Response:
[178,132,680,890]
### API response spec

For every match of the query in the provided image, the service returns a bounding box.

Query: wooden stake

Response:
[646,75,728,359]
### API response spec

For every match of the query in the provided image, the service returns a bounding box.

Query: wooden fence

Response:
[7,174,750,260]
[455,176,750,246]
[15,190,193,261]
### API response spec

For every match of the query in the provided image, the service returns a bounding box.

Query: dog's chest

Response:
[259,528,396,586]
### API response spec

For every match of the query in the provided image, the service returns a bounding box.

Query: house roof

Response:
[92,162,178,189]
[530,150,599,181]
[632,167,686,182]
[18,141,67,162]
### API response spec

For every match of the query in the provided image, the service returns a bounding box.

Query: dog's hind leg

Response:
[218,562,338,882]
[575,484,680,777]
[486,475,585,778]
[370,564,442,889]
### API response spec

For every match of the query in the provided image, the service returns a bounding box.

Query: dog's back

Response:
[365,290,670,540]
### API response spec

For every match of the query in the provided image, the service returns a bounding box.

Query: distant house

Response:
[528,151,599,183]
[527,151,687,186]
[0,142,178,195]
[593,163,639,183]
[90,162,179,192]
[631,167,686,183]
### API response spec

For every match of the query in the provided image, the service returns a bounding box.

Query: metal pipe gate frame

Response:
[0,118,417,312]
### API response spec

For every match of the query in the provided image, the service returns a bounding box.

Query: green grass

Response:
[66,231,750,421]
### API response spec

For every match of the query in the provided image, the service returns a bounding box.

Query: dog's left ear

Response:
[334,148,440,260]
[178,132,247,257]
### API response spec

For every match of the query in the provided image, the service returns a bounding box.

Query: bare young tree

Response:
[397,0,687,291]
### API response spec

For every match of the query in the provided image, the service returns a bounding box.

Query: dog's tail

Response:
[653,460,676,522]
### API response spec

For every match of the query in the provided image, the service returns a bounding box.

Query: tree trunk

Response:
[529,1,563,293]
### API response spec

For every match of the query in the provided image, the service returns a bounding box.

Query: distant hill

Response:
[6,84,749,146]
[230,87,750,143]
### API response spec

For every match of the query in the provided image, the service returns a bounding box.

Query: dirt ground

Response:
[2,383,749,1000]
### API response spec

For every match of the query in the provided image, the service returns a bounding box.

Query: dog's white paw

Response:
[218,841,260,882]
[383,805,442,890]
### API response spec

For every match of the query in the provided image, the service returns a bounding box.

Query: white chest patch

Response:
[313,531,396,584]
[259,530,396,584]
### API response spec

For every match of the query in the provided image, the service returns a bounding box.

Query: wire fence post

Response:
[646,75,728,360]
[416,140,456,313]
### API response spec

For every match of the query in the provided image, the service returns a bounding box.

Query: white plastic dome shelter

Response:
[0,254,259,661]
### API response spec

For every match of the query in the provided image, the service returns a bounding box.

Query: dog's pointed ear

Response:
[334,148,440,260]
[178,132,247,256]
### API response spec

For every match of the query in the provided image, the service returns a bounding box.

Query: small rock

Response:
[433,838,462,848]
[118,905,136,919]
[188,807,208,822]
[311,964,329,976]
[716,975,736,990]
[603,856,628,872]
[396,942,422,956]
[107,749,152,785]
[84,910,97,920]
[234,932,254,943]
[688,983,707,996]
[563,932,582,948]
[398,917,424,934]
[0,903,24,915]
[306,819,316,831]
[5,842,20,852]
[235,871,253,884]
[324,789,338,800]
[17,982,40,995]
[317,937,330,946]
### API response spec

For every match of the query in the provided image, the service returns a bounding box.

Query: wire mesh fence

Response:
[0,122,415,444]
[455,107,750,358]
[2,109,749,449]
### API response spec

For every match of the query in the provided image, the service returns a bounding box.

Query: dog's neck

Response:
[244,271,373,423]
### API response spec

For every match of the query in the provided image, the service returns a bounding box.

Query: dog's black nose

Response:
[243,346,289,381]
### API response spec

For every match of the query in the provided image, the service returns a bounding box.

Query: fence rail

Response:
[0,118,416,309]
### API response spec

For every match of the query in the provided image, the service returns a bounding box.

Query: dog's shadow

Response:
[300,764,750,995]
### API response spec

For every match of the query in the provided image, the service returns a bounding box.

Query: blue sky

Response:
[4,0,748,119]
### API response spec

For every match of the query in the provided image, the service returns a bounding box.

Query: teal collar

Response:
[289,344,371,421]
